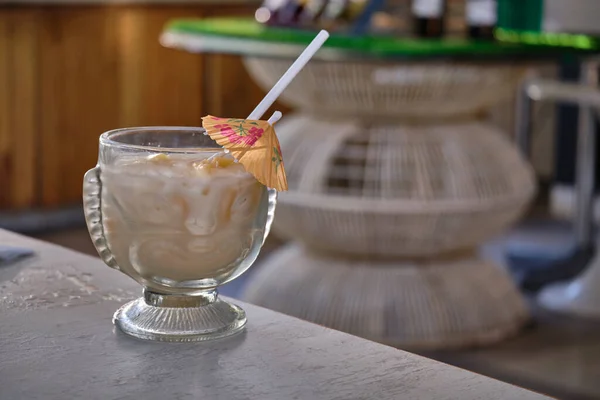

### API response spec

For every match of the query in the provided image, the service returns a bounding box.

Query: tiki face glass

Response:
[84,127,276,342]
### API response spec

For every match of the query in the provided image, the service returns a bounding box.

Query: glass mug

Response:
[83,127,276,342]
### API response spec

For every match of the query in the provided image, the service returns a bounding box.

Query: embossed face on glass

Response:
[83,127,277,342]
[85,127,275,295]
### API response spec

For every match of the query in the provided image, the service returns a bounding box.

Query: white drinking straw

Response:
[268,111,283,125]
[247,30,330,120]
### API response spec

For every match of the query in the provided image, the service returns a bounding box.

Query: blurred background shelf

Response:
[164,17,593,60]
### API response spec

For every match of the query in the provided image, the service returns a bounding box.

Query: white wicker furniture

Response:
[242,58,536,350]
[244,59,523,118]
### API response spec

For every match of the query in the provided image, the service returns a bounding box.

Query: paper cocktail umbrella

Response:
[202,115,288,191]
[201,30,329,191]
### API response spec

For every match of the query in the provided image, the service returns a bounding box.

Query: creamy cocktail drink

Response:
[83,28,324,342]
[84,127,277,341]
[100,151,267,292]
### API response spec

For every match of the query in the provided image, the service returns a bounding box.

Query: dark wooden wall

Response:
[0,3,272,210]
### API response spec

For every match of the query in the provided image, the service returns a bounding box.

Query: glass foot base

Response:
[113,290,246,342]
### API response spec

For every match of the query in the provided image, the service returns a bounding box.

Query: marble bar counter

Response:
[0,228,553,400]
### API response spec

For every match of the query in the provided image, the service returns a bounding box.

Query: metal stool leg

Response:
[538,61,600,317]
[509,61,600,295]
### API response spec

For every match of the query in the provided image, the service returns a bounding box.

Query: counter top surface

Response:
[0,229,551,399]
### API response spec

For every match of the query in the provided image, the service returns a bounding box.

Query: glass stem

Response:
[143,288,218,308]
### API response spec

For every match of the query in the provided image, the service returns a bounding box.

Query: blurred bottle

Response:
[257,0,307,26]
[301,0,330,24]
[317,0,370,30]
[466,0,497,40]
[320,0,350,26]
[412,0,446,38]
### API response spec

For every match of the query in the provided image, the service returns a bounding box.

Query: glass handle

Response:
[83,166,120,271]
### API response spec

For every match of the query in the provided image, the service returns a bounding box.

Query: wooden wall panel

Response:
[117,7,205,127]
[202,5,290,118]
[38,7,121,206]
[0,11,11,209]
[0,3,259,210]
[0,9,39,210]
[10,10,38,209]
[203,54,267,117]
[38,6,208,206]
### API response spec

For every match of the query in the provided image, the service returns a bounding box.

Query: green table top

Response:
[163,17,593,61]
